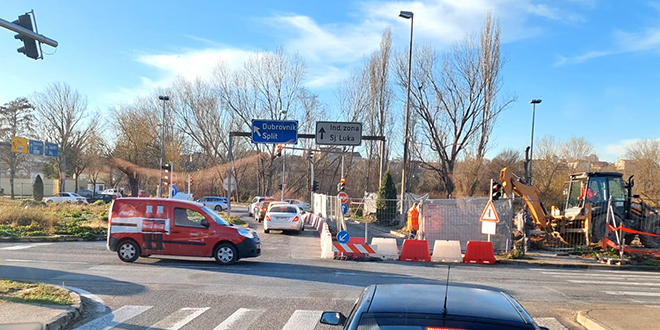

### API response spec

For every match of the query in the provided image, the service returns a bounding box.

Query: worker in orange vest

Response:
[407,203,419,238]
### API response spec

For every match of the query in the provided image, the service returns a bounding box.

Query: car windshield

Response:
[357,314,531,330]
[200,206,230,226]
[269,206,297,213]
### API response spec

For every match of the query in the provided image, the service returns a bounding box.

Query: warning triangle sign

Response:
[480,200,499,222]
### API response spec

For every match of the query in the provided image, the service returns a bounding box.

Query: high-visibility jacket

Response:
[407,204,419,231]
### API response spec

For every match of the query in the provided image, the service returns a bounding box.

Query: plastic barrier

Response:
[370,238,399,260]
[321,231,334,258]
[333,243,376,256]
[399,239,431,262]
[431,240,463,263]
[463,241,496,264]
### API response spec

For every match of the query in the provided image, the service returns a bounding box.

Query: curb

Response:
[0,235,105,243]
[496,258,660,272]
[44,288,83,330]
[577,311,609,330]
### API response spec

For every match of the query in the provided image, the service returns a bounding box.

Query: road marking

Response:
[213,308,265,330]
[0,243,53,250]
[568,280,660,286]
[6,258,88,264]
[282,310,323,330]
[605,291,660,297]
[534,317,568,330]
[147,307,209,330]
[72,305,152,330]
[540,271,660,280]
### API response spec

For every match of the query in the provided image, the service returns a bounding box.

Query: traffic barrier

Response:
[463,241,496,264]
[321,231,334,259]
[370,238,399,260]
[332,243,376,257]
[320,223,330,248]
[399,239,431,262]
[431,240,463,263]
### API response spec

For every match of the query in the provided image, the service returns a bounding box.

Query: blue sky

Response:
[1,0,659,162]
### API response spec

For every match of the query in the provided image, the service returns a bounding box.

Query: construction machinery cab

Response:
[564,172,628,218]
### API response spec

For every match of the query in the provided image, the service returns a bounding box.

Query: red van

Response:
[107,198,260,265]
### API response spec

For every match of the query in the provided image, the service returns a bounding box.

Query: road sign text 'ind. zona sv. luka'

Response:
[316,121,362,146]
[251,119,298,144]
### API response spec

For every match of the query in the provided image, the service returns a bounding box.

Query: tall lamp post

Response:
[158,95,170,197]
[529,99,542,185]
[399,10,414,220]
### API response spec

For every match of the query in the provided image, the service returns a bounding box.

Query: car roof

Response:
[366,284,534,326]
[114,198,201,207]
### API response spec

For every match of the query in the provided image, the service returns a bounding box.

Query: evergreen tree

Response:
[377,168,398,225]
[33,175,44,201]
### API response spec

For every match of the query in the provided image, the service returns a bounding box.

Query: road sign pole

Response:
[281,147,285,201]
[227,134,233,219]
[310,157,314,208]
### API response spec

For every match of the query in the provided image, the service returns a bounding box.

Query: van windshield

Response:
[200,206,230,226]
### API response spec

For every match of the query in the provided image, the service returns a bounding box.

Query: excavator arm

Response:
[499,167,552,231]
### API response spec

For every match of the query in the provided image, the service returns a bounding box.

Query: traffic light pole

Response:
[0,16,58,47]
[310,159,314,209]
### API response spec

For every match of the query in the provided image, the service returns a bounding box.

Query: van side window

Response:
[146,205,153,213]
[157,205,164,214]
[174,208,207,228]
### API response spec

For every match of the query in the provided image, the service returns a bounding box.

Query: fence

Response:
[419,198,513,252]
[313,193,344,234]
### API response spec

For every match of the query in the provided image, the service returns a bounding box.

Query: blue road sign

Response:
[341,203,348,215]
[171,184,178,197]
[251,119,298,144]
[44,142,58,158]
[28,140,44,156]
[337,230,350,244]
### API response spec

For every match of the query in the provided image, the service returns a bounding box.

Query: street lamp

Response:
[399,10,414,219]
[158,95,170,197]
[529,99,542,185]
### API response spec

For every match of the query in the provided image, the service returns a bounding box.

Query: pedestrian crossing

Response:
[72,305,568,330]
[530,267,660,302]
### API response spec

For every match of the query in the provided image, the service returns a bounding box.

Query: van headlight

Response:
[237,229,254,239]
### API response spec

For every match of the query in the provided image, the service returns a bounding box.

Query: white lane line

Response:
[534,317,568,330]
[72,305,152,330]
[147,307,209,330]
[568,280,660,286]
[0,243,54,250]
[541,272,660,280]
[6,258,88,264]
[213,308,265,330]
[605,291,660,297]
[66,287,108,314]
[282,310,323,330]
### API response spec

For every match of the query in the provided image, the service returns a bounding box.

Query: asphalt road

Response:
[1,204,659,329]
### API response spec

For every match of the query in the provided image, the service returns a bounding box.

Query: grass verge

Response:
[0,280,73,305]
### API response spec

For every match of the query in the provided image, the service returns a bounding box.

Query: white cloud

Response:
[599,138,660,162]
[554,50,615,66]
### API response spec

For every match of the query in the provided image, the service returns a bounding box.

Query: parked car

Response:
[254,200,276,222]
[320,284,549,330]
[263,203,303,234]
[137,190,148,197]
[101,188,122,199]
[285,199,310,212]
[45,192,88,204]
[87,194,114,204]
[77,189,94,199]
[248,196,274,216]
[107,198,261,265]
[197,196,228,211]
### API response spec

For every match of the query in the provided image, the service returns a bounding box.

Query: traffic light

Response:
[13,13,39,60]
[312,180,319,192]
[190,175,194,186]
[161,163,172,197]
[308,150,314,160]
[492,182,502,201]
[276,144,282,157]
[337,177,346,192]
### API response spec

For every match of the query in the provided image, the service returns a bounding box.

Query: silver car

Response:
[197,196,228,211]
[263,204,303,234]
[285,199,310,212]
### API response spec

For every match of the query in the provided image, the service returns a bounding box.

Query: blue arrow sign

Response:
[251,119,298,144]
[44,142,58,158]
[341,203,348,215]
[171,184,178,197]
[28,140,44,156]
[337,230,350,244]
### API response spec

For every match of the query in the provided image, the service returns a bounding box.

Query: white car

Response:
[197,196,228,211]
[285,199,310,212]
[101,188,122,199]
[263,203,303,234]
[45,192,89,204]
[248,196,274,216]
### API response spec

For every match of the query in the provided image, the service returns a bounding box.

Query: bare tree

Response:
[396,13,515,197]
[625,139,660,199]
[0,97,35,198]
[559,137,594,161]
[32,83,98,192]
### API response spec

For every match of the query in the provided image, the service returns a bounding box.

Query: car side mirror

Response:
[201,219,209,228]
[320,312,346,326]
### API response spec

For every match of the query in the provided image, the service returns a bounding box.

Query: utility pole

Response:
[227,134,233,219]
[158,95,169,197]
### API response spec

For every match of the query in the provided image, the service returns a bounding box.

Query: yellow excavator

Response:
[498,167,660,248]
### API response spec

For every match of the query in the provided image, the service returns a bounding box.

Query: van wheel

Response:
[117,240,140,262]
[214,243,238,265]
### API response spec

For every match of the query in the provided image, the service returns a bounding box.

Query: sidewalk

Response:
[578,306,660,330]
[0,289,81,330]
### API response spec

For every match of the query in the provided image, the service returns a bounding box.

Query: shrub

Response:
[33,175,44,202]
